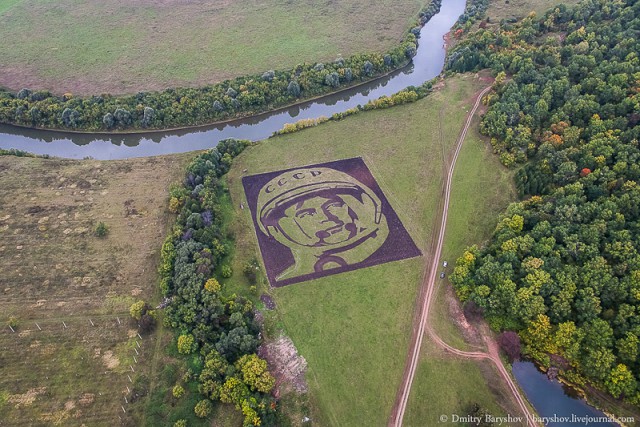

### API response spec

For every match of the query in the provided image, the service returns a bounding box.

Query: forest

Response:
[448,0,640,404]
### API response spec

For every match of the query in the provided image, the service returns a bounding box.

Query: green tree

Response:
[606,364,636,398]
[194,399,213,418]
[172,384,185,399]
[235,354,275,393]
[177,334,196,355]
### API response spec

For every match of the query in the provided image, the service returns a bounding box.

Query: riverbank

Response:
[0,0,444,133]
[0,0,466,159]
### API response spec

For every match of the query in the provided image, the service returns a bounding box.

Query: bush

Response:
[102,113,115,129]
[261,70,275,82]
[94,221,109,237]
[243,259,261,284]
[235,354,275,393]
[169,196,181,213]
[324,72,340,88]
[173,420,187,427]
[16,88,31,99]
[363,61,374,76]
[498,331,521,362]
[61,108,80,128]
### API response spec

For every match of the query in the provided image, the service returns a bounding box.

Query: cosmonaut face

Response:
[257,167,383,250]
[278,193,359,246]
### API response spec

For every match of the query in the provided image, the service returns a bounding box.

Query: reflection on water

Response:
[0,0,467,160]
[512,361,618,426]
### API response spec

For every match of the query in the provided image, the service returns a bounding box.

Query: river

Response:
[0,0,466,160]
[513,361,619,426]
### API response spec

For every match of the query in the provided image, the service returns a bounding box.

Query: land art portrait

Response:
[242,157,421,287]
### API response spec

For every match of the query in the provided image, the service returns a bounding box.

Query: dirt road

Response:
[388,84,538,427]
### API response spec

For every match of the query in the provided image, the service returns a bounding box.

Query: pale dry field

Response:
[0,153,191,426]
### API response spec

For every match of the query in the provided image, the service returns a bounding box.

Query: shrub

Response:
[61,108,80,128]
[243,259,260,284]
[16,88,31,100]
[213,100,224,112]
[173,420,187,427]
[219,377,249,404]
[498,331,521,362]
[363,61,374,76]
[261,70,275,82]
[194,399,213,418]
[169,196,181,213]
[235,354,275,393]
[94,221,109,237]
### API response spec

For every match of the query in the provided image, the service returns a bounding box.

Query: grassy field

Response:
[0,153,191,426]
[224,73,518,426]
[0,0,425,95]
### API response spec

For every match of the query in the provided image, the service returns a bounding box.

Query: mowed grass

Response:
[0,0,424,95]
[225,74,513,426]
[0,154,191,426]
[403,106,520,425]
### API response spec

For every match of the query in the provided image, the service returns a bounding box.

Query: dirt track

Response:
[388,84,539,427]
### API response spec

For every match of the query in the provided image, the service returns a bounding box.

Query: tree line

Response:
[448,0,640,405]
[0,0,443,132]
[156,139,281,426]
